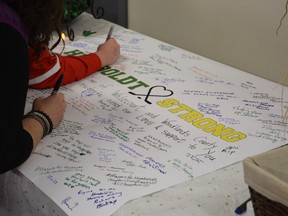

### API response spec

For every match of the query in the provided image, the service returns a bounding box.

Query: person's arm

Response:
[29,38,120,89]
[29,48,102,89]
[0,24,67,174]
[0,24,34,174]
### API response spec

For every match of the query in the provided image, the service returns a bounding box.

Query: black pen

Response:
[106,25,114,41]
[51,74,64,95]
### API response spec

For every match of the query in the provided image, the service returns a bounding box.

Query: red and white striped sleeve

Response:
[28,47,102,89]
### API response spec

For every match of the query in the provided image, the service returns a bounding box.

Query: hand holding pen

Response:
[95,25,120,67]
[29,73,66,135]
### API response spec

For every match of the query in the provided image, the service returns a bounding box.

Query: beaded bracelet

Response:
[23,110,53,138]
[33,110,53,134]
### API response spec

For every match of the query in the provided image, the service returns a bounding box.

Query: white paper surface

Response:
[18,13,288,216]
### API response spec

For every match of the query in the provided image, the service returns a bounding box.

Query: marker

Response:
[51,74,64,95]
[235,198,251,214]
[106,25,114,41]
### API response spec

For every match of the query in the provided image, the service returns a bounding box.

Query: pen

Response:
[51,74,64,95]
[106,25,114,41]
[234,198,251,214]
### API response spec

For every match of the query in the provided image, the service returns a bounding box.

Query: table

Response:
[0,162,254,216]
[1,12,287,216]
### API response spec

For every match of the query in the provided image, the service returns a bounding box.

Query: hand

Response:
[32,93,67,128]
[95,38,120,67]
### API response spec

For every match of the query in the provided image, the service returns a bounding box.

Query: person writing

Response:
[28,22,120,89]
[0,1,120,212]
[0,0,120,175]
[0,0,65,174]
[28,34,120,88]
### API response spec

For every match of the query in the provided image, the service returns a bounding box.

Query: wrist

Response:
[94,51,105,67]
[23,110,53,138]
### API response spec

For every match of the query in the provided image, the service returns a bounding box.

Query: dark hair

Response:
[4,0,64,55]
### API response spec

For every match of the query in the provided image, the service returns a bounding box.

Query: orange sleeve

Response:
[29,47,102,89]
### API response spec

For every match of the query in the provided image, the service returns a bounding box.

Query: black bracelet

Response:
[33,110,53,134]
[24,112,48,138]
[23,110,53,138]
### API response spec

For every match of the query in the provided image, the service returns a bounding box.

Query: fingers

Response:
[96,39,120,67]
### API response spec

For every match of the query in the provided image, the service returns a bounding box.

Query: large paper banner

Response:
[19,13,288,216]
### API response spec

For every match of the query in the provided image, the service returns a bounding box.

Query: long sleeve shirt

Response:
[28,47,102,89]
[0,1,33,174]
